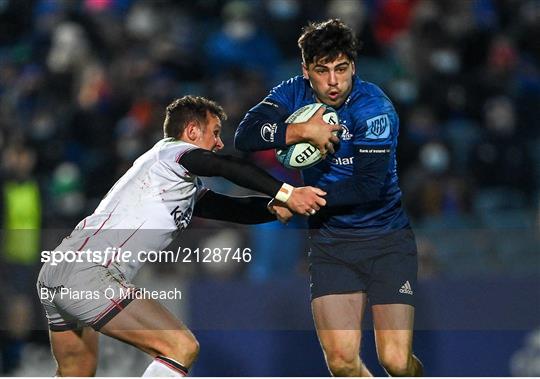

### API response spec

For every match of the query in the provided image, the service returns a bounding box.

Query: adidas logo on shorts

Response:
[399,281,413,295]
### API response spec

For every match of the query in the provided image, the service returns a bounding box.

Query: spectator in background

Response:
[0,145,41,373]
[470,96,533,197]
[205,0,282,85]
[262,0,305,59]
[402,141,472,221]
[398,104,441,171]
[326,0,381,58]
[208,69,269,156]
[373,0,416,48]
[49,162,86,226]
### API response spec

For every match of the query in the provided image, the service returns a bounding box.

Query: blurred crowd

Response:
[0,0,538,275]
[0,0,538,374]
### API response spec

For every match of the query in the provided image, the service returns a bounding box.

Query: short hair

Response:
[163,96,227,138]
[298,19,359,66]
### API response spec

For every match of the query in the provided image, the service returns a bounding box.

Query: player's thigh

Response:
[372,304,414,361]
[309,239,370,300]
[368,228,418,307]
[50,327,99,376]
[312,292,367,359]
[99,297,198,359]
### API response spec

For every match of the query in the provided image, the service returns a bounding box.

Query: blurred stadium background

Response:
[0,0,538,376]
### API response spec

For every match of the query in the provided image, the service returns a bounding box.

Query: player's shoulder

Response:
[351,77,391,101]
[154,138,199,162]
[347,78,399,139]
[154,138,198,150]
[349,77,395,114]
[271,75,309,95]
[276,75,306,88]
[267,75,310,111]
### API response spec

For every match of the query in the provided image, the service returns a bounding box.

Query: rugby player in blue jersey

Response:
[235,19,423,376]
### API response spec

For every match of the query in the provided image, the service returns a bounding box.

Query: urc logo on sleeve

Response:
[365,114,390,139]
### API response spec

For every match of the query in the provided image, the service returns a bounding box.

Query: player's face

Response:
[197,113,224,152]
[303,53,355,108]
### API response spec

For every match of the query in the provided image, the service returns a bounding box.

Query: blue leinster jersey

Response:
[235,76,410,240]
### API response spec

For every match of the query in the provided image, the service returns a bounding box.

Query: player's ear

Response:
[302,63,308,79]
[185,121,202,141]
[351,61,355,75]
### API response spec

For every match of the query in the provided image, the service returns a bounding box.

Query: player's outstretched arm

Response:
[180,149,325,216]
[194,190,276,224]
[235,100,339,153]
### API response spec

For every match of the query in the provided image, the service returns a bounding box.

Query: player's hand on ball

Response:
[267,199,294,224]
[300,107,341,154]
[277,104,341,169]
[287,186,326,216]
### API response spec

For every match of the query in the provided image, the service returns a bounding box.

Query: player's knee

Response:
[57,354,97,376]
[325,347,359,376]
[378,345,411,376]
[157,331,200,366]
[57,365,97,377]
[183,336,200,363]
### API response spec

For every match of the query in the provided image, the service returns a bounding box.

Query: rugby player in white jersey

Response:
[36,95,326,377]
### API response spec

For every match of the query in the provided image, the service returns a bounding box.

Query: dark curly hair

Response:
[298,19,359,66]
[163,95,227,138]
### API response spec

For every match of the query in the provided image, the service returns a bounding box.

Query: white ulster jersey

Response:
[57,138,207,280]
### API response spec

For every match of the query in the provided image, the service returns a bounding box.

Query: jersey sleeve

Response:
[157,139,201,179]
[352,95,397,147]
[234,78,297,151]
[179,148,284,197]
[195,177,209,201]
[194,190,276,224]
[266,78,296,114]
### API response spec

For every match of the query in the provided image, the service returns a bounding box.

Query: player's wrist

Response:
[274,183,294,203]
[285,123,307,145]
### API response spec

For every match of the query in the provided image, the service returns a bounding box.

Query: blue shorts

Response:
[308,229,418,306]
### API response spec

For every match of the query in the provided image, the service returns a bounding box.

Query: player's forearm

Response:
[235,101,290,151]
[235,117,288,151]
[284,122,309,145]
[235,115,307,151]
[230,197,276,224]
[194,191,276,224]
[209,155,283,197]
[180,149,283,198]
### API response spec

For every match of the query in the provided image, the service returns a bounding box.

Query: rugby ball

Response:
[276,103,339,169]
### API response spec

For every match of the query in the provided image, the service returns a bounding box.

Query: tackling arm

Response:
[179,148,327,216]
[180,148,283,196]
[194,190,275,224]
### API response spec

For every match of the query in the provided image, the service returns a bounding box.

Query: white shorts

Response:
[37,260,139,331]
